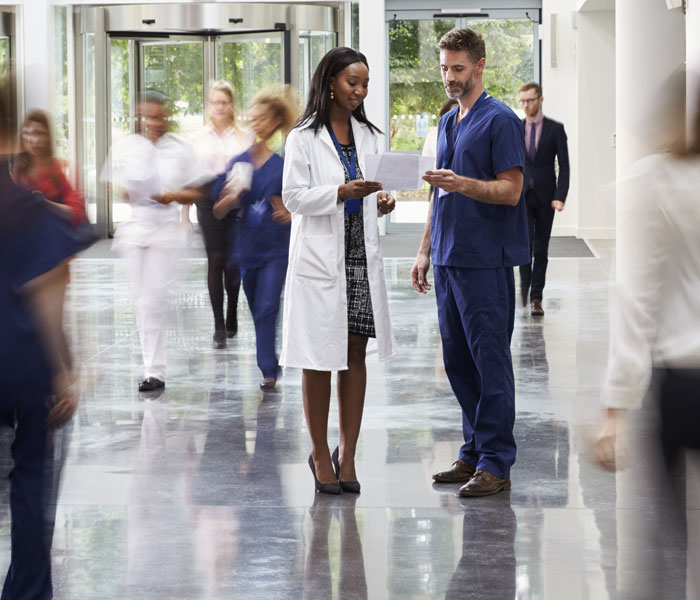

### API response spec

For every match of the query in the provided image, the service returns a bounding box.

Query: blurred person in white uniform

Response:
[189,81,254,348]
[102,91,205,392]
[595,74,700,598]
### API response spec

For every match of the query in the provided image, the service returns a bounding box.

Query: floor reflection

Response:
[0,252,694,598]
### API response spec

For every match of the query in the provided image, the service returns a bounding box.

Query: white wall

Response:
[358,0,386,135]
[577,10,615,239]
[6,0,51,112]
[543,2,616,240]
[541,0,580,237]
[687,0,700,130]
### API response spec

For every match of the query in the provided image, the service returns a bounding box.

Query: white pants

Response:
[123,244,180,381]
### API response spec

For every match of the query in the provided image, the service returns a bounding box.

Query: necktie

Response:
[529,122,537,162]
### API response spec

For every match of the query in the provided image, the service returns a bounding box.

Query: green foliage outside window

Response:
[389,19,534,152]
[217,37,284,114]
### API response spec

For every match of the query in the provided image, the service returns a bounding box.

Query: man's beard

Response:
[445,74,476,99]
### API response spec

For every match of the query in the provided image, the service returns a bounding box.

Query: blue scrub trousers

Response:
[0,379,52,600]
[242,260,287,380]
[434,265,516,480]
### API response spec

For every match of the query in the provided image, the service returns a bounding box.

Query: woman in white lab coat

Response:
[281,47,396,494]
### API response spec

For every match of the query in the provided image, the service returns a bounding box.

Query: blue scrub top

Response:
[212,151,290,269]
[0,167,72,383]
[431,96,529,269]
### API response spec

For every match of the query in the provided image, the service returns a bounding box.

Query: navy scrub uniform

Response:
[0,164,89,600]
[212,151,290,380]
[432,94,529,480]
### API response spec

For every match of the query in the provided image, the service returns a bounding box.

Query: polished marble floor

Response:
[2,239,698,599]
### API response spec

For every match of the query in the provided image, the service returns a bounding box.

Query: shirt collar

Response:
[526,112,544,125]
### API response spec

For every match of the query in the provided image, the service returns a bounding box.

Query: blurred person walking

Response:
[281,47,396,494]
[517,82,570,316]
[102,91,205,392]
[595,79,700,597]
[412,28,529,497]
[212,88,297,390]
[0,84,84,600]
[190,81,254,348]
[13,109,88,228]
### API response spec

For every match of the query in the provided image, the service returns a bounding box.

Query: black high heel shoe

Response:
[331,447,361,494]
[308,454,341,495]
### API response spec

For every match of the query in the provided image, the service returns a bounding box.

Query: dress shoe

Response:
[139,377,165,392]
[331,447,361,494]
[259,378,276,391]
[432,459,476,483]
[531,299,544,316]
[308,454,341,495]
[458,470,511,497]
[520,287,528,308]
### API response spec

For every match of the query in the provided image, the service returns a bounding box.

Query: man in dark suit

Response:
[518,82,570,316]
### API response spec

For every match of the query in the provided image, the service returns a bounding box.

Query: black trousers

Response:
[518,189,555,302]
[658,368,700,470]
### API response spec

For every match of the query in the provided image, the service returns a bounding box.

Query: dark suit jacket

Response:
[523,116,570,204]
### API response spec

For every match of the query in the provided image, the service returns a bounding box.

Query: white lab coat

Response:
[279,115,396,371]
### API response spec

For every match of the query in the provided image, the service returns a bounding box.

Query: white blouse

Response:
[601,153,700,409]
[190,124,254,177]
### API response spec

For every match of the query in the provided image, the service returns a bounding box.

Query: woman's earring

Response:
[330,89,335,101]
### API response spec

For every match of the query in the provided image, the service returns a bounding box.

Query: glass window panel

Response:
[82,33,97,224]
[53,6,69,160]
[110,38,133,225]
[142,41,204,138]
[389,19,455,154]
[466,18,534,114]
[298,31,336,108]
[216,34,284,118]
[0,37,10,140]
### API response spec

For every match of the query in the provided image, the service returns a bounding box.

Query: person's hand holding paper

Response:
[364,153,436,190]
[422,168,463,195]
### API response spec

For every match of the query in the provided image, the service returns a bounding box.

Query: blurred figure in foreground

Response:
[102,91,205,392]
[595,74,700,596]
[212,88,296,390]
[0,82,82,599]
[190,80,254,348]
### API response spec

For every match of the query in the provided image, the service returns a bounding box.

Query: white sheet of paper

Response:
[363,153,437,191]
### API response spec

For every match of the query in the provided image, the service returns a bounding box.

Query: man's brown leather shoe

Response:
[531,299,544,316]
[458,470,511,497]
[432,460,476,483]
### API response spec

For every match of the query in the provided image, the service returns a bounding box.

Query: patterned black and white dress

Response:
[339,143,376,338]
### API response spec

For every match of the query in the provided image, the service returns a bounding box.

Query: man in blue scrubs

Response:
[412,28,529,497]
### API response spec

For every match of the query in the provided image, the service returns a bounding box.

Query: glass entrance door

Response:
[141,40,206,139]
[216,32,286,116]
[386,11,539,232]
[0,36,10,134]
[106,32,288,231]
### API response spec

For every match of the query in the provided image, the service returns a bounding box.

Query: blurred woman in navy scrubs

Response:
[0,82,87,600]
[213,88,297,390]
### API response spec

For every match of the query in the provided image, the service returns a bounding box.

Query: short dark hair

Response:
[438,28,486,64]
[139,90,170,107]
[520,82,542,97]
[295,46,381,135]
[439,98,458,118]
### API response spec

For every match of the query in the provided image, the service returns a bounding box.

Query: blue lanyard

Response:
[440,91,489,170]
[326,121,361,214]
